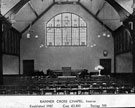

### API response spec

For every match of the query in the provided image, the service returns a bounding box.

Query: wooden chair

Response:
[80,84,90,95]
[68,84,79,95]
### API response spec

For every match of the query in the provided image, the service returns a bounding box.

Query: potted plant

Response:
[94,65,104,76]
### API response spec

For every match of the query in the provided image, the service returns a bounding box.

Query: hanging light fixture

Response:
[97,24,111,38]
[27,33,31,38]
[40,44,44,48]
[90,42,96,48]
[93,43,96,46]
[91,45,93,48]
[103,50,108,57]
[35,35,39,38]
[103,32,106,36]
[26,23,39,39]
[107,34,110,38]
[98,35,101,38]
[102,24,107,37]
[26,24,32,38]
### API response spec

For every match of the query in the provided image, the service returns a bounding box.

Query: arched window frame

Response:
[46,12,87,47]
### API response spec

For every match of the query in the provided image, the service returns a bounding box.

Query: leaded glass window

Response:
[46,13,87,47]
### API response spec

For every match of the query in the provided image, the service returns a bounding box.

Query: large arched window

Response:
[46,12,87,47]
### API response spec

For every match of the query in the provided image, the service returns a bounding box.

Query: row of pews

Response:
[0,75,134,95]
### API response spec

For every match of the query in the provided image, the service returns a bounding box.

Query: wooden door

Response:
[23,60,34,76]
[0,22,3,84]
[100,59,111,75]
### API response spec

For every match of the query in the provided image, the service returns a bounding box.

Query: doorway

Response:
[23,60,34,76]
[100,59,111,75]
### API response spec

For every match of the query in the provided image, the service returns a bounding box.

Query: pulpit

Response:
[62,67,71,76]
[47,67,88,78]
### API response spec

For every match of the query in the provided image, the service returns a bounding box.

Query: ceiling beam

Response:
[78,2,113,33]
[55,2,77,5]
[28,2,38,17]
[53,0,80,3]
[4,0,31,19]
[21,1,112,34]
[104,0,130,21]
[95,2,106,16]
[21,3,55,34]
[132,0,135,15]
[54,1,79,5]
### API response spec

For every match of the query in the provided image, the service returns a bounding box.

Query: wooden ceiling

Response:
[0,0,133,32]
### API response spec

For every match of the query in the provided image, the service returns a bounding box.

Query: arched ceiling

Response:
[0,0,133,32]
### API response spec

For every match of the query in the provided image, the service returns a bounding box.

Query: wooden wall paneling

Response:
[2,30,5,53]
[116,35,118,54]
[12,30,15,54]
[9,29,11,54]
[0,21,3,84]
[11,30,13,54]
[7,30,9,54]
[114,36,116,54]
[1,27,21,56]
[19,35,21,55]
[9,30,12,54]
[3,31,5,53]
[124,30,127,51]
[6,30,8,54]
[8,30,10,54]
[126,30,129,51]
[122,32,125,52]
[13,33,16,54]
[121,33,123,52]
[15,34,17,54]
[5,31,8,53]
[15,33,17,54]
[120,33,122,52]
[16,33,18,54]
[16,36,19,54]
[12,28,14,54]
[114,33,116,73]
[115,34,117,54]
[123,31,125,51]
[4,31,6,53]
[2,31,4,53]
[118,35,120,53]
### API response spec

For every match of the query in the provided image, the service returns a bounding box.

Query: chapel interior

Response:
[0,0,135,95]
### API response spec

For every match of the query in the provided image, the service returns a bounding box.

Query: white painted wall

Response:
[20,4,114,74]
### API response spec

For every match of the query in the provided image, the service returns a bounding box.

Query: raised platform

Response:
[91,75,106,77]
[58,76,76,78]
[47,69,88,77]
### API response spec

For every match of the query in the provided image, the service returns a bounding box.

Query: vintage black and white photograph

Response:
[0,0,135,107]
